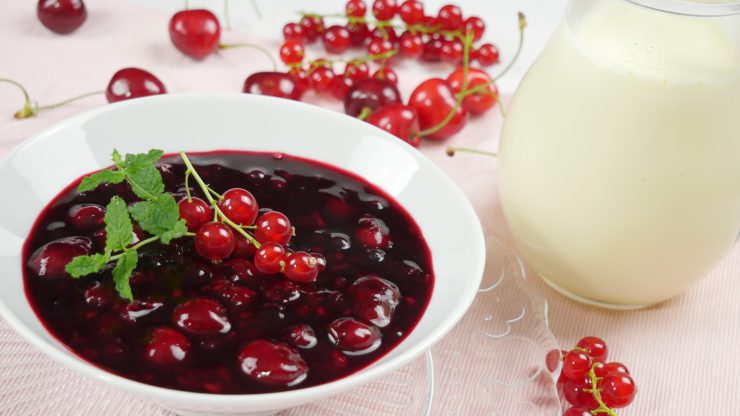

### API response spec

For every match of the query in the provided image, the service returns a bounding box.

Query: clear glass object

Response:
[498,0,740,308]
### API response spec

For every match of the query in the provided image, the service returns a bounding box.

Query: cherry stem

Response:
[357,107,373,121]
[37,90,104,111]
[446,147,497,158]
[0,78,37,119]
[583,364,619,416]
[179,151,262,249]
[219,42,277,71]
[491,12,526,82]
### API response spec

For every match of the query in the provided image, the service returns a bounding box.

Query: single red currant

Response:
[194,222,236,262]
[168,9,221,60]
[218,188,259,225]
[279,41,305,65]
[284,252,320,283]
[346,22,371,47]
[255,211,292,245]
[323,25,352,54]
[367,38,396,63]
[178,197,213,232]
[37,0,87,34]
[398,0,424,25]
[399,31,423,59]
[308,67,336,93]
[344,62,370,82]
[282,22,305,42]
[106,67,167,103]
[370,26,397,44]
[464,16,486,41]
[601,373,637,408]
[372,0,397,21]
[372,68,398,86]
[576,336,608,363]
[437,4,463,30]
[562,349,593,381]
[254,242,287,274]
[474,43,500,66]
[563,377,599,410]
[345,0,367,17]
[421,34,445,62]
[331,75,354,100]
[440,39,464,64]
[597,362,631,378]
[299,15,324,43]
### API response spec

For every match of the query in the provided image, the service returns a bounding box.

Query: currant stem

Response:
[310,50,398,69]
[492,12,526,82]
[207,187,223,200]
[446,147,497,158]
[184,170,192,202]
[37,90,104,111]
[298,11,461,38]
[584,364,619,416]
[179,151,262,249]
[219,42,278,71]
[357,107,373,121]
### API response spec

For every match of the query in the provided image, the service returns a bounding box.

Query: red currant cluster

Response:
[178,155,323,284]
[548,337,637,415]
[243,0,525,146]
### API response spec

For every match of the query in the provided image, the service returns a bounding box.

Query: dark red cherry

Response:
[168,9,221,60]
[105,68,167,103]
[27,236,92,279]
[355,215,390,248]
[322,25,352,54]
[172,298,231,338]
[366,104,420,146]
[83,281,113,309]
[144,327,191,366]
[327,317,381,354]
[349,275,401,327]
[243,72,303,101]
[285,324,317,349]
[408,78,467,140]
[344,78,402,118]
[231,235,257,259]
[37,0,87,34]
[254,242,287,274]
[67,204,105,232]
[237,340,308,387]
[178,197,213,232]
[284,252,320,283]
[299,15,324,43]
[446,66,498,115]
[206,279,258,310]
[117,300,164,324]
[218,188,259,226]
[255,211,292,245]
[194,222,236,261]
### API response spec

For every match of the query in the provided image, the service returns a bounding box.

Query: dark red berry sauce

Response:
[22,151,434,394]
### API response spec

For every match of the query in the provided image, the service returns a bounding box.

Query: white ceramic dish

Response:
[0,94,485,415]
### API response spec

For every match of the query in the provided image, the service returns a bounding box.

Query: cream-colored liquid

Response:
[499,0,740,306]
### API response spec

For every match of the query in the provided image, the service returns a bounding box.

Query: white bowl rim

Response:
[0,92,486,407]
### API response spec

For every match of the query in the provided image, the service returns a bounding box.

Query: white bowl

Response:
[0,94,485,415]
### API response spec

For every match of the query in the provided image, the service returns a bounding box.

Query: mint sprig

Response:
[65,149,189,302]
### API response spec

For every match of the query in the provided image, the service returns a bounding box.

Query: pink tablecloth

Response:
[1,0,739,414]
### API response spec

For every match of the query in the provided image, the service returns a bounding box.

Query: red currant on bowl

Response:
[178,197,213,232]
[218,188,259,226]
[255,211,292,245]
[195,222,236,261]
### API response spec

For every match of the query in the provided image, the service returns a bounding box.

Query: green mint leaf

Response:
[124,149,164,171]
[112,250,137,302]
[105,196,134,253]
[126,163,165,200]
[65,254,110,278]
[128,193,181,238]
[159,220,188,244]
[78,169,126,193]
[112,149,124,169]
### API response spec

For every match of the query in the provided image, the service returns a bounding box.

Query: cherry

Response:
[346,22,371,47]
[408,78,467,140]
[244,72,304,101]
[421,34,445,62]
[299,15,324,43]
[168,9,221,60]
[323,25,352,54]
[27,236,92,279]
[178,197,213,232]
[37,0,87,34]
[398,0,424,25]
[601,373,637,408]
[144,327,191,366]
[446,67,498,115]
[437,4,463,30]
[563,377,599,410]
[576,336,608,363]
[254,242,287,274]
[218,188,259,226]
[279,41,305,65]
[596,362,630,378]
[206,279,258,310]
[372,68,398,86]
[83,281,113,309]
[399,31,423,59]
[562,349,592,381]
[344,78,401,118]
[284,252,320,283]
[105,67,167,103]
[327,317,381,354]
[331,76,354,100]
[344,62,370,83]
[563,408,592,416]
[67,204,105,232]
[372,0,397,21]
[285,324,317,349]
[172,298,231,338]
[345,0,367,18]
[367,104,420,146]
[195,222,236,262]
[349,275,400,327]
[226,258,258,283]
[474,43,500,66]
[464,16,486,41]
[117,300,164,324]
[255,211,292,245]
[308,67,336,94]
[237,340,308,387]
[282,22,305,43]
[287,67,310,96]
[440,39,464,64]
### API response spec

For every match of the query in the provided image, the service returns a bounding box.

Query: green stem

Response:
[207,187,223,200]
[0,78,37,119]
[583,364,619,416]
[446,147,497,157]
[219,42,277,71]
[357,107,373,121]
[299,11,461,38]
[179,151,262,249]
[37,90,104,111]
[492,13,526,82]
[185,170,192,202]
[312,50,398,69]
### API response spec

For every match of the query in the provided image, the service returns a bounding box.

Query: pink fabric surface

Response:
[1,0,739,414]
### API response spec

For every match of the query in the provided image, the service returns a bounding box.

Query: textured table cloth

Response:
[1,0,739,414]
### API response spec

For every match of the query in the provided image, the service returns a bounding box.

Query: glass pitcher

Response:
[498,0,740,308]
